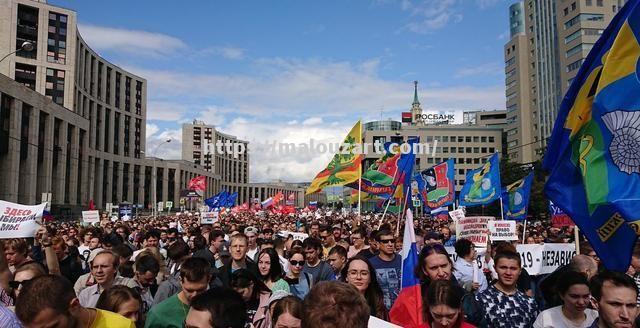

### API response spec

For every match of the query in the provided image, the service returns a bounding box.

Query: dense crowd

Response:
[0,209,637,328]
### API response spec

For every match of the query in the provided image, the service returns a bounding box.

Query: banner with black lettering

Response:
[0,201,45,238]
[445,243,576,275]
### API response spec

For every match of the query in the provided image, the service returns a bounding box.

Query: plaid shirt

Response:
[633,273,640,305]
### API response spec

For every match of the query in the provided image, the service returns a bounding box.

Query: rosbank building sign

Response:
[415,113,455,123]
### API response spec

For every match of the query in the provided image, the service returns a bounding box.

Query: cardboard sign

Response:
[488,220,518,241]
[0,201,45,238]
[449,208,465,222]
[445,243,576,275]
[279,231,309,241]
[456,216,491,247]
[82,210,100,224]
[201,212,219,224]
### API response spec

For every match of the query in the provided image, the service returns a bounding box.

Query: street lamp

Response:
[0,41,34,64]
[152,138,172,218]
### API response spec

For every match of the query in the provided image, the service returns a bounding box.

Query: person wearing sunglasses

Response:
[284,249,312,299]
[369,229,402,310]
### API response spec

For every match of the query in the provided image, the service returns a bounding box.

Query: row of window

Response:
[435,146,496,154]
[426,156,489,165]
[565,28,603,44]
[565,13,604,30]
[566,43,594,58]
[373,135,498,143]
[567,59,583,72]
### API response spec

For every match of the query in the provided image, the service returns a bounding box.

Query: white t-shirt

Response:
[247,247,259,261]
[533,305,598,328]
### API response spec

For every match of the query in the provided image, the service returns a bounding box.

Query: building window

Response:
[442,136,449,142]
[567,59,583,72]
[508,140,518,148]
[45,68,65,105]
[489,136,495,143]
[481,136,487,143]
[106,67,112,104]
[135,81,143,115]
[507,128,518,136]
[125,76,131,112]
[565,13,604,29]
[566,43,594,58]
[450,147,457,153]
[597,0,603,6]
[115,72,121,108]
[586,0,592,5]
[564,7,569,16]
[124,115,130,157]
[457,136,464,143]
[16,4,38,59]
[505,57,515,67]
[473,136,479,143]
[47,12,67,64]
[458,147,464,153]
[481,147,487,153]
[489,147,495,153]
[14,63,36,90]
[571,2,577,10]
[465,137,471,143]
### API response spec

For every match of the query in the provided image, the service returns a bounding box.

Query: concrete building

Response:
[363,88,505,193]
[182,120,249,198]
[505,0,625,163]
[0,0,219,215]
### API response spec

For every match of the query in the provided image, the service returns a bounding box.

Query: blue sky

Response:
[51,0,512,182]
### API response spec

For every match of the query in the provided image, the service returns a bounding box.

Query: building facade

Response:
[0,0,219,215]
[505,0,625,163]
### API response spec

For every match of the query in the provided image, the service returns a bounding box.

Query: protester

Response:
[320,226,337,258]
[348,229,369,258]
[369,229,402,309]
[453,238,487,293]
[78,250,137,308]
[301,238,335,284]
[271,296,303,328]
[16,274,135,328]
[257,248,289,292]
[153,241,190,305]
[475,250,538,328]
[327,245,348,280]
[245,227,261,262]
[302,281,370,328]
[284,249,313,299]
[96,285,143,325]
[425,280,477,328]
[533,271,597,328]
[230,269,272,328]
[132,255,160,313]
[193,229,225,269]
[219,234,258,287]
[145,257,211,328]
[185,287,247,328]
[341,256,389,320]
[588,270,639,328]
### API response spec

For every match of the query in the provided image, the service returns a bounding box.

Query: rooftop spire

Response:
[412,81,420,105]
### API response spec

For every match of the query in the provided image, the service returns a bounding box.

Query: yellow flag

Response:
[306,121,363,194]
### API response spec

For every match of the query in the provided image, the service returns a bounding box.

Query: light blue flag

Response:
[458,153,501,207]
[501,172,533,221]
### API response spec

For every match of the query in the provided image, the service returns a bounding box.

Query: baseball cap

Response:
[244,226,258,235]
[88,248,105,263]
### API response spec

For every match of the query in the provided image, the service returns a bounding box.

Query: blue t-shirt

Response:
[369,254,402,309]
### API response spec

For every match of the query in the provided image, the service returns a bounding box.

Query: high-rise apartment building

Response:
[505,0,624,163]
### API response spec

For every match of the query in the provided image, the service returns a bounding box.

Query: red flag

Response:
[287,193,295,201]
[88,199,95,210]
[188,176,206,194]
[273,192,284,204]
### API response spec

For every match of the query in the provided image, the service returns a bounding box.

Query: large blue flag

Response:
[543,0,640,271]
[458,153,501,207]
[224,192,238,207]
[501,172,533,221]
[205,191,228,209]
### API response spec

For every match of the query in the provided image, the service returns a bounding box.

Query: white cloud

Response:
[145,128,182,160]
[146,123,159,139]
[454,62,503,78]
[195,46,245,60]
[78,24,187,57]
[401,0,462,33]
[302,117,323,126]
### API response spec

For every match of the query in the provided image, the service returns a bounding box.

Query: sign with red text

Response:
[81,210,100,224]
[456,216,491,247]
[201,212,219,225]
[488,220,518,241]
[0,201,45,238]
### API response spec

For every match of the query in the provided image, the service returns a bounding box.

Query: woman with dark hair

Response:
[230,268,272,328]
[284,249,312,299]
[425,280,476,328]
[390,243,481,328]
[271,296,303,328]
[533,271,597,328]
[257,248,290,293]
[340,256,388,320]
[95,285,143,326]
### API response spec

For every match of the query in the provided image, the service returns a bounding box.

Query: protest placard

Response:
[488,220,518,241]
[456,216,491,247]
[278,231,309,241]
[449,208,465,222]
[0,200,45,238]
[81,210,100,224]
[201,212,219,224]
[444,243,575,275]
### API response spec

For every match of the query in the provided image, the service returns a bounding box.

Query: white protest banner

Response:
[201,212,219,224]
[449,208,465,222]
[0,200,45,238]
[368,316,402,328]
[456,216,491,247]
[81,210,100,224]
[278,231,309,241]
[445,243,576,275]
[488,220,518,241]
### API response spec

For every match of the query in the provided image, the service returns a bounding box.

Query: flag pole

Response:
[358,120,362,218]
[397,186,410,237]
[522,219,527,244]
[499,196,505,220]
[574,226,580,254]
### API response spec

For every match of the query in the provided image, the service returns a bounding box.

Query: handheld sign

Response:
[201,212,219,224]
[488,220,518,241]
[449,208,465,222]
[456,216,491,247]
[0,201,45,238]
[82,210,100,224]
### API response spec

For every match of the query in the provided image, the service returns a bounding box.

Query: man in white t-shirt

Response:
[244,227,260,262]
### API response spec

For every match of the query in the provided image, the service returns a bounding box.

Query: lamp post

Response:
[0,41,34,64]
[151,138,172,218]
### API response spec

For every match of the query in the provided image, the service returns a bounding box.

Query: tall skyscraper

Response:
[504,0,624,163]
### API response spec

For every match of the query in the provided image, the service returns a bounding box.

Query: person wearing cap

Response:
[245,227,260,262]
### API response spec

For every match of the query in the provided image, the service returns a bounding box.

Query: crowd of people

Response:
[0,208,637,328]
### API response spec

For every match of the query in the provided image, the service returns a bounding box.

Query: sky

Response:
[51,0,512,183]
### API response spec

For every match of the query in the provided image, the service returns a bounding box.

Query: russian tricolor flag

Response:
[401,209,420,288]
